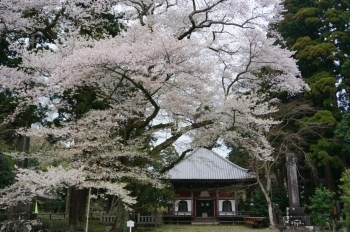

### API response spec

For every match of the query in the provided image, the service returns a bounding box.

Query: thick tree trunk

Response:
[85,188,91,232]
[259,179,277,229]
[65,187,72,215]
[267,198,277,230]
[312,166,320,188]
[256,160,277,229]
[106,195,115,214]
[8,135,31,220]
[325,162,336,192]
[340,151,348,168]
[68,187,89,229]
[275,167,285,190]
[15,135,30,168]
[110,198,129,232]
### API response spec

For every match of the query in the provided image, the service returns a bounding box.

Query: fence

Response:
[1,212,155,225]
[99,213,116,225]
[37,213,67,220]
[38,212,100,220]
[137,214,155,224]
[99,213,159,225]
[0,212,103,222]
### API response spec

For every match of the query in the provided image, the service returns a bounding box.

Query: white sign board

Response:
[126,220,135,232]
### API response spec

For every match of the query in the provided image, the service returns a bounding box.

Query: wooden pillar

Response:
[216,190,218,217]
[286,153,300,208]
[191,190,194,216]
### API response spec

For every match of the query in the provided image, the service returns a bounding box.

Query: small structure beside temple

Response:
[164,148,256,224]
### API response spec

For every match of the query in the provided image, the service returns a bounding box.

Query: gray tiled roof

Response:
[166,148,255,180]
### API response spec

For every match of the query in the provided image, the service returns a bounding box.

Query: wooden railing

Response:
[0,213,68,221]
[164,211,251,217]
[218,211,251,216]
[99,213,116,225]
[37,213,67,220]
[137,214,155,224]
[100,213,161,225]
[37,212,100,220]
[0,212,114,225]
[163,211,193,216]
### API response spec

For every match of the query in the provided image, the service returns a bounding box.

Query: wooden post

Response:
[286,153,300,208]
[85,187,91,232]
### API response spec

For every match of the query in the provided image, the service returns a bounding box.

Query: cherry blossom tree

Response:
[0,0,308,230]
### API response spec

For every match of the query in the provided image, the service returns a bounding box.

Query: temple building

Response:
[164,148,256,224]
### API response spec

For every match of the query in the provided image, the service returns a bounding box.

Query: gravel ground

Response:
[150,225,270,232]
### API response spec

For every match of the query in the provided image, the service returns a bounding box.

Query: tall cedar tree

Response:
[273,0,350,197]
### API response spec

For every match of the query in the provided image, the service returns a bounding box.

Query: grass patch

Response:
[147,225,269,232]
[37,216,109,232]
[34,216,277,232]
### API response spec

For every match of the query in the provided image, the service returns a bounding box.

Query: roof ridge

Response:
[173,147,250,173]
[166,147,256,180]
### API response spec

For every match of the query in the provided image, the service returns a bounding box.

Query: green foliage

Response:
[294,42,338,74]
[152,146,179,172]
[324,9,343,25]
[40,190,67,213]
[0,33,22,67]
[342,59,350,79]
[37,216,108,232]
[0,90,20,147]
[0,88,48,151]
[79,12,125,39]
[51,87,107,126]
[306,139,342,168]
[306,72,336,99]
[304,71,340,114]
[0,153,14,189]
[247,187,288,218]
[227,148,250,168]
[274,0,349,208]
[248,188,267,217]
[137,184,176,213]
[307,187,335,228]
[278,0,350,84]
[294,8,320,21]
[0,89,17,121]
[334,113,350,153]
[340,169,350,229]
[299,110,338,130]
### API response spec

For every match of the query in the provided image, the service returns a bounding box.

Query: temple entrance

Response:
[196,200,214,217]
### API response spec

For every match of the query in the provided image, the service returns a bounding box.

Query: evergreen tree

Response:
[274,0,350,195]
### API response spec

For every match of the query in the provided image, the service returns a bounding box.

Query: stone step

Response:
[191,221,220,225]
[191,217,219,225]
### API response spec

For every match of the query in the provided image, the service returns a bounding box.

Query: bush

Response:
[307,187,334,230]
[340,169,350,229]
